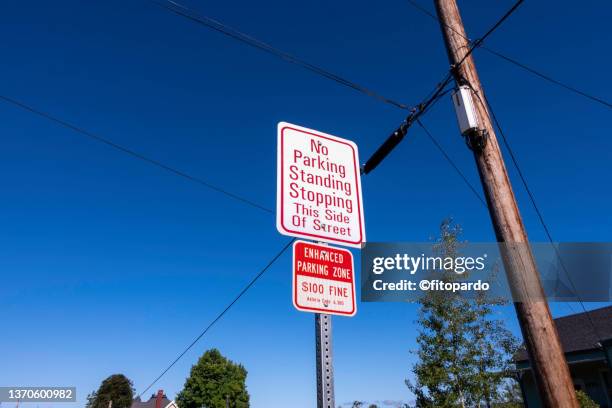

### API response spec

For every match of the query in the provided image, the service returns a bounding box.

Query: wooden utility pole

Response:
[433,1,578,407]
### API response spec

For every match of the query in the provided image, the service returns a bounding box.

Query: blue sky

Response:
[0,0,611,407]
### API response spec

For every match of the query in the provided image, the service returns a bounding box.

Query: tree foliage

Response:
[176,348,249,408]
[576,390,599,408]
[406,220,521,407]
[85,374,134,408]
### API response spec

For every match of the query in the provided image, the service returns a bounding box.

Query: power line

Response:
[0,85,473,221]
[138,237,296,397]
[154,0,508,198]
[361,74,453,174]
[564,302,578,316]
[416,119,486,207]
[406,0,612,110]
[408,0,604,331]
[0,94,273,214]
[406,0,441,22]
[0,92,290,397]
[363,0,523,175]
[411,0,606,343]
[153,0,410,110]
[480,48,612,110]
[154,0,478,218]
[469,85,606,343]
[453,0,524,68]
[361,78,489,211]
[409,0,606,335]
[413,87,489,208]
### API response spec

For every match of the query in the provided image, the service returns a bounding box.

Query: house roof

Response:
[131,394,175,408]
[515,305,612,362]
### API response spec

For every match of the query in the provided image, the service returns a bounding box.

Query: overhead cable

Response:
[154,0,410,110]
[406,0,612,110]
[138,237,296,397]
[0,94,273,214]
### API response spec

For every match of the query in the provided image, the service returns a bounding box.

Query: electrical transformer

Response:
[451,85,479,135]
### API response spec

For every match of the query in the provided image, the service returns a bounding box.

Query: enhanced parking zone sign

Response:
[292,240,356,316]
[277,122,365,248]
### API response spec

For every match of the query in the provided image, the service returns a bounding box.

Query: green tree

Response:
[85,374,134,408]
[176,348,249,408]
[406,220,520,407]
[576,390,599,408]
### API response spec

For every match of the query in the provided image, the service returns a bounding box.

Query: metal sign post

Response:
[277,122,363,408]
[315,313,334,408]
[313,240,336,408]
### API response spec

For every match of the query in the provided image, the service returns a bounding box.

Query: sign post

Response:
[292,239,354,408]
[315,312,334,408]
[277,122,364,408]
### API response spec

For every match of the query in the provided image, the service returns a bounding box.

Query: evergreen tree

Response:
[176,348,249,408]
[85,374,134,408]
[406,220,520,407]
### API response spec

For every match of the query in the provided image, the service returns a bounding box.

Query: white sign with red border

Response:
[292,240,356,316]
[277,122,365,248]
